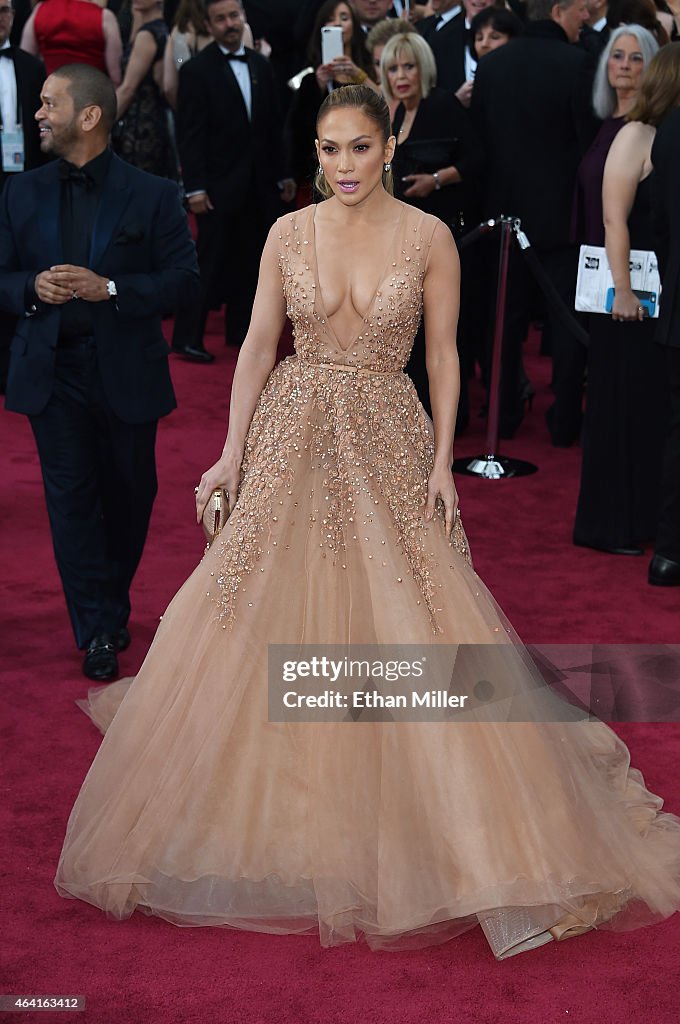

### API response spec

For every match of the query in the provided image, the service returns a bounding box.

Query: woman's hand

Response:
[455,80,474,108]
[315,62,335,88]
[402,173,437,198]
[425,464,459,538]
[612,288,646,323]
[317,57,365,88]
[195,451,243,524]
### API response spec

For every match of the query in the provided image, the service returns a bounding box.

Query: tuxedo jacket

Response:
[0,47,46,191]
[470,21,597,250]
[176,42,287,218]
[417,12,468,93]
[0,153,200,423]
[651,107,680,349]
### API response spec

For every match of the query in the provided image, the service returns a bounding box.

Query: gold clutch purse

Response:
[201,487,230,545]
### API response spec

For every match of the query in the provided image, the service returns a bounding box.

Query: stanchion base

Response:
[453,454,538,479]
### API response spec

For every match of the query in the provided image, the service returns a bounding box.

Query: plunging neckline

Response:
[311,203,406,353]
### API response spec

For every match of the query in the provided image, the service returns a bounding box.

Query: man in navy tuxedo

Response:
[0,63,199,681]
[0,0,46,393]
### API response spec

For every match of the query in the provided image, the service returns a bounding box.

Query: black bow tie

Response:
[59,160,95,190]
[0,47,14,58]
[224,51,248,63]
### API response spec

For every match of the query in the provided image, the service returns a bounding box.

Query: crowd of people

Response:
[1,0,680,681]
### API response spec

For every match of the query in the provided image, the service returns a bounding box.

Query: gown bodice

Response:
[278,203,439,373]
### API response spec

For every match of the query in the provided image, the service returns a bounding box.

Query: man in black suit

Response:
[0,64,199,680]
[418,0,481,101]
[649,108,680,586]
[172,0,294,363]
[0,0,45,393]
[471,0,596,443]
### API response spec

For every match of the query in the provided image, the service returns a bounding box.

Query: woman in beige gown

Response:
[54,86,680,960]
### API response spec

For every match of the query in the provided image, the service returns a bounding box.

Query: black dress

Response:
[115,19,176,179]
[574,174,668,550]
[391,87,472,235]
[392,88,477,426]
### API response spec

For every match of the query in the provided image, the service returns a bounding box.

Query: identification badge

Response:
[1,127,25,173]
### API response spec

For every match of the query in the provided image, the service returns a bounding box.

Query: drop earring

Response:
[384,162,391,172]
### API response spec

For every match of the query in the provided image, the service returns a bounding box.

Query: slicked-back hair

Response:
[205,0,243,13]
[315,84,394,198]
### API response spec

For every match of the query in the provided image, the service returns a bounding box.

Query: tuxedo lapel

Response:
[247,50,260,126]
[90,156,132,268]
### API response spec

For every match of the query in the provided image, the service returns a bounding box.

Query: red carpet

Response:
[2,322,679,1023]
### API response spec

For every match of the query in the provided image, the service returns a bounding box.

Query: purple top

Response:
[571,116,625,246]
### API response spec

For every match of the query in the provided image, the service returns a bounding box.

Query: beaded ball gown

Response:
[54,204,680,959]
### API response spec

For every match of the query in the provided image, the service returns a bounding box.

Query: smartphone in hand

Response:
[321,25,344,66]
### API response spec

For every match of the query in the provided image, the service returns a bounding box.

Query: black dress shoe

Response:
[171,344,214,363]
[114,627,131,652]
[83,634,119,682]
[649,554,680,586]
[574,540,644,556]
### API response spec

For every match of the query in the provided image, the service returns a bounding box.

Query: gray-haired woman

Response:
[572,24,658,248]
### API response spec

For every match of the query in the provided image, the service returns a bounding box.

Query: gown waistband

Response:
[304,362,401,376]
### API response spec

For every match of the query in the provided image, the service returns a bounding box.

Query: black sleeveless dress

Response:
[574,174,669,550]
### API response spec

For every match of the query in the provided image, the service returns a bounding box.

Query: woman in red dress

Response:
[21,0,123,86]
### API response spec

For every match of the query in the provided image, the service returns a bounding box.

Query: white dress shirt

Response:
[436,7,461,29]
[464,19,477,81]
[0,41,18,133]
[218,43,252,121]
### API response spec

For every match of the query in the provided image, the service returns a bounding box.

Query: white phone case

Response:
[321,26,344,65]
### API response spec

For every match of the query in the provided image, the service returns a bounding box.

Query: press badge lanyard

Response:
[0,62,25,173]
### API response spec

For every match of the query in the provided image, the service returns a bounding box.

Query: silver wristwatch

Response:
[106,279,118,300]
[432,172,442,191]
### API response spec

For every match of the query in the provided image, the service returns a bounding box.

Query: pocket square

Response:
[114,225,145,245]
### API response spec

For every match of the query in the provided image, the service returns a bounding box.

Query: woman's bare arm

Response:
[602,122,653,322]
[163,27,179,109]
[115,30,158,119]
[19,7,39,55]
[102,10,123,87]
[195,223,287,519]
[422,221,461,534]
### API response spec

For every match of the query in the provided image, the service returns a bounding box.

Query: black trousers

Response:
[655,344,680,562]
[172,191,269,350]
[500,243,585,444]
[29,342,158,649]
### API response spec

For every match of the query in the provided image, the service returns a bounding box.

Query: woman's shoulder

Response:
[397,201,442,239]
[607,120,655,164]
[274,205,315,237]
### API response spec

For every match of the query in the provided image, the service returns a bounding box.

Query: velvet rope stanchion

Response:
[454,216,538,480]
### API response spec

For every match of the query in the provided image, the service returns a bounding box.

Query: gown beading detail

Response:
[54,204,680,959]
